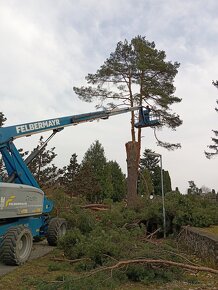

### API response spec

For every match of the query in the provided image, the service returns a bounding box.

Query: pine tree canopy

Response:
[74,35,182,149]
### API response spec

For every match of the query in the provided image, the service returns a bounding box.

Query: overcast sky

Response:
[0,0,218,194]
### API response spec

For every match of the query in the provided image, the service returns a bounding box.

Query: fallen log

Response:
[90,258,218,275]
[87,207,109,211]
[80,204,110,211]
[81,204,110,209]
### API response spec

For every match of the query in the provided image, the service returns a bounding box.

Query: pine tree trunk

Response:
[125,141,140,207]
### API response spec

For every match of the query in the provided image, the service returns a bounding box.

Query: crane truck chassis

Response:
[0,106,160,265]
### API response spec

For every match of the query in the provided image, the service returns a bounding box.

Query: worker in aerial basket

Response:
[144,105,151,123]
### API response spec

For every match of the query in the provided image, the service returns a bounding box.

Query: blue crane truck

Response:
[0,106,159,265]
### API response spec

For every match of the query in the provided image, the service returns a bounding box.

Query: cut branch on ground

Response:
[89,258,218,276]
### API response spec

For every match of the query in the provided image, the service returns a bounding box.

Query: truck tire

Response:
[0,225,33,266]
[47,218,67,246]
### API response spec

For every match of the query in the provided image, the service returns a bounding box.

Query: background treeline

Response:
[0,135,174,203]
[58,140,126,203]
[16,135,217,230]
[1,111,218,230]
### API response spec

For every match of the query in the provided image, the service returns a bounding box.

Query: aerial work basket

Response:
[134,106,161,128]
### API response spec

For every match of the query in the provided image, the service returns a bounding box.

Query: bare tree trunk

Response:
[125,141,140,208]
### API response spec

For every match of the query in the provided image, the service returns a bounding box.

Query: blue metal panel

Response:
[0,216,48,238]
[0,145,15,177]
[43,196,53,213]
[0,142,39,188]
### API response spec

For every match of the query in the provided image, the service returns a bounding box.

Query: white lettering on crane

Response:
[16,119,61,134]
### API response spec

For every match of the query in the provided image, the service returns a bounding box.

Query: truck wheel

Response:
[0,225,33,266]
[47,218,67,246]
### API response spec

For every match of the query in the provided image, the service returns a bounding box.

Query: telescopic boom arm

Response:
[0,106,147,188]
[0,106,140,145]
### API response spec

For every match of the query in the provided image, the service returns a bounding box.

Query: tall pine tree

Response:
[74,36,182,206]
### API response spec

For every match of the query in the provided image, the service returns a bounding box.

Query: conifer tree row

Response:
[61,140,126,202]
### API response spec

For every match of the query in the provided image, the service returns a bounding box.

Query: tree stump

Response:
[125,141,140,208]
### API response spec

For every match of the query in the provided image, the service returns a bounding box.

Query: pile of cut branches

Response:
[56,203,218,289]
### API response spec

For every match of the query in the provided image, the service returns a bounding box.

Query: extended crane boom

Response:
[0,106,140,144]
[0,105,160,266]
